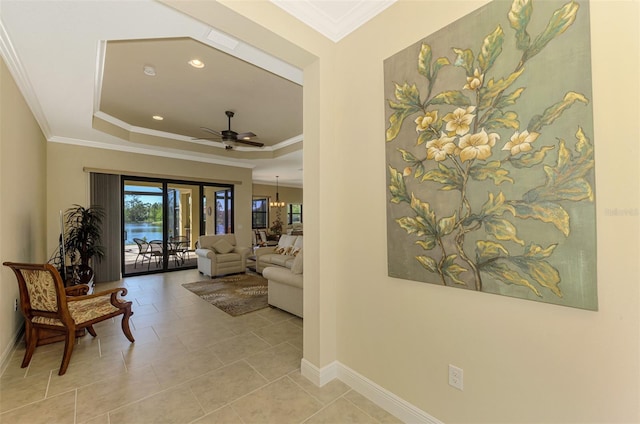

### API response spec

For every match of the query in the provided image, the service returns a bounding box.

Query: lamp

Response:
[269,176,285,208]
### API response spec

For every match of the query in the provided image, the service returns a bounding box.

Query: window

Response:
[252,197,268,229]
[288,203,302,224]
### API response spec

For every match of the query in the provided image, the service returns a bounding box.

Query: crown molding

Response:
[0,17,51,138]
[270,0,396,42]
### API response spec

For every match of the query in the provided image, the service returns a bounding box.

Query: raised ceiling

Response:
[0,0,395,187]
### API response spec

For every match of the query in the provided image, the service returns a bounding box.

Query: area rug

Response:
[182,273,268,316]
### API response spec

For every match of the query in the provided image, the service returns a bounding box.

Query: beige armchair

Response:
[195,234,250,277]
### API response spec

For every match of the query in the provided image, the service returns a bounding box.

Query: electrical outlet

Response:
[449,364,463,390]
[14,299,18,311]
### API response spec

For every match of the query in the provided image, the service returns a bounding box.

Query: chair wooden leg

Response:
[58,329,75,376]
[120,309,135,343]
[22,324,37,368]
[87,325,97,337]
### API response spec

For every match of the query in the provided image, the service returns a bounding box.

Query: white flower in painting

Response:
[414,110,438,132]
[443,106,476,136]
[502,130,540,155]
[458,128,499,162]
[463,69,484,91]
[426,133,457,161]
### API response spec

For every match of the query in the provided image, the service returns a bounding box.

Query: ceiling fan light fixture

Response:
[188,59,205,69]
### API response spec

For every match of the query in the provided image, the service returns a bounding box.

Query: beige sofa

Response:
[263,248,303,318]
[195,234,249,277]
[255,235,303,273]
[255,235,303,318]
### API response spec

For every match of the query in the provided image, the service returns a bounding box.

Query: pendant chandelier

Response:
[270,176,285,208]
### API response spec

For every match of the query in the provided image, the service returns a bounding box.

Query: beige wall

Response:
[252,183,303,232]
[343,1,639,422]
[46,144,254,256]
[0,59,48,368]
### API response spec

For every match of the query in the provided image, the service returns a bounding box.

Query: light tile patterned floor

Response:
[0,269,402,423]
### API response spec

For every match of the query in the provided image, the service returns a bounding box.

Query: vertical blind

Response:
[90,172,120,283]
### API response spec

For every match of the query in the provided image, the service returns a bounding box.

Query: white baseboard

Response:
[0,326,23,377]
[301,358,337,387]
[301,359,442,424]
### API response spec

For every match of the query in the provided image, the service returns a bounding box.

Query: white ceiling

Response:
[0,0,395,187]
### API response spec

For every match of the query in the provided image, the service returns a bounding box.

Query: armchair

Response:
[195,234,250,277]
[3,262,135,375]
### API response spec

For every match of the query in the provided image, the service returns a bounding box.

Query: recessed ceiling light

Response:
[152,115,164,121]
[143,65,156,76]
[188,59,205,69]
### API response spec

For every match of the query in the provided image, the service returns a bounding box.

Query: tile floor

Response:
[0,269,402,424]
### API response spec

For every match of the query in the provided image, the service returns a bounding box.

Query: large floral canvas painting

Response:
[384,0,597,310]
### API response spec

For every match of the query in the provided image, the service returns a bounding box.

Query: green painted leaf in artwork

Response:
[397,216,433,238]
[478,25,504,73]
[422,163,463,191]
[480,192,516,217]
[470,161,514,185]
[482,109,520,131]
[393,82,422,106]
[417,129,438,146]
[494,87,525,109]
[509,145,555,168]
[418,43,433,79]
[396,216,425,236]
[437,213,457,237]
[484,216,525,245]
[523,243,558,260]
[511,256,562,297]
[476,240,509,262]
[416,255,438,273]
[508,0,533,50]
[524,1,579,62]
[410,194,437,231]
[388,166,410,204]
[442,254,468,285]
[432,57,451,81]
[453,48,475,75]
[481,261,541,296]
[528,92,588,133]
[509,200,570,236]
[524,135,595,204]
[414,162,425,180]
[386,83,423,141]
[478,68,524,109]
[575,126,592,154]
[398,148,419,163]
[416,237,437,251]
[428,91,472,108]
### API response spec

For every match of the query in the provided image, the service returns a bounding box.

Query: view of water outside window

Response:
[123,183,163,245]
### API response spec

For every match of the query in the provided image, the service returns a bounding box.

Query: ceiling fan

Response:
[197,110,264,149]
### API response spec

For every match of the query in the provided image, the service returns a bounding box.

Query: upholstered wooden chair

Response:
[3,262,135,375]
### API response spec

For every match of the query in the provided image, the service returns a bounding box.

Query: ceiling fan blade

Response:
[200,126,222,136]
[235,139,264,147]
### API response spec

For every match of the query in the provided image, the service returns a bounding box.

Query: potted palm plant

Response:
[64,204,105,285]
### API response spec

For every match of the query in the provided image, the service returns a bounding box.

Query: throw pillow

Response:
[291,249,303,274]
[212,238,234,254]
[275,246,287,254]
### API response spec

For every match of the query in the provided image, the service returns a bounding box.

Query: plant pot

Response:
[76,265,95,287]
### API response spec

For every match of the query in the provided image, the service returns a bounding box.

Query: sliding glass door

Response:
[202,185,233,236]
[122,177,233,276]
